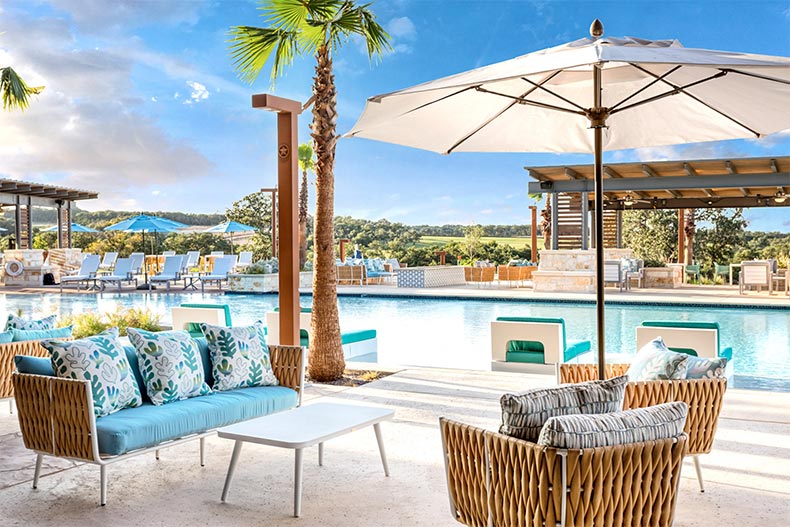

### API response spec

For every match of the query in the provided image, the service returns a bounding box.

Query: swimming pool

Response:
[2,293,788,382]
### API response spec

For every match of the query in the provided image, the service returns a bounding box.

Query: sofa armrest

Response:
[12,373,97,462]
[269,345,306,404]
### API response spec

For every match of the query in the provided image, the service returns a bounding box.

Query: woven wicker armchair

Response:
[12,344,305,505]
[441,417,687,527]
[464,266,495,286]
[1,340,67,408]
[560,363,726,492]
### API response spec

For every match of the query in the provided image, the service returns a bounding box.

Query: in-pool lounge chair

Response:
[197,256,236,292]
[149,255,184,292]
[171,304,232,338]
[636,320,733,361]
[59,254,101,293]
[490,317,591,374]
[97,258,137,292]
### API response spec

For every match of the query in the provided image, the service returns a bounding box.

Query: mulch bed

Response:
[307,369,392,387]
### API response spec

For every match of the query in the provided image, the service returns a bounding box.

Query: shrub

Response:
[244,259,279,274]
[62,308,162,339]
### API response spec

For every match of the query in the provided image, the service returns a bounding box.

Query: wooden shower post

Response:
[253,94,301,346]
[339,239,351,262]
[434,251,447,265]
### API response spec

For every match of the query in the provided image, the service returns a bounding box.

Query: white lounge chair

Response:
[198,256,236,292]
[129,253,145,276]
[210,251,224,257]
[60,254,101,293]
[98,258,137,292]
[162,250,176,257]
[739,260,772,294]
[99,252,118,271]
[149,255,184,292]
[184,251,200,272]
[235,251,253,271]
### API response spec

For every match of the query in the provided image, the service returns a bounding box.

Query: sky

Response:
[1,0,790,231]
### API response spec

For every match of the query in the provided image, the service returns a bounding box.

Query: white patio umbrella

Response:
[348,20,790,377]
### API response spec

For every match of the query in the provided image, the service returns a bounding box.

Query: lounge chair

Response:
[490,316,591,374]
[235,251,253,271]
[637,320,733,361]
[210,251,224,257]
[97,258,137,292]
[198,256,236,292]
[59,254,101,293]
[162,250,176,257]
[171,303,232,338]
[149,255,184,292]
[684,262,701,283]
[98,252,118,271]
[739,260,771,294]
[184,251,200,271]
[129,253,145,276]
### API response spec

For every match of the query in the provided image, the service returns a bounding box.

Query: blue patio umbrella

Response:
[43,222,99,233]
[203,221,257,254]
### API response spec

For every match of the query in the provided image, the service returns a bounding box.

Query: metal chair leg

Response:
[693,456,705,492]
[33,453,43,489]
[200,437,206,467]
[100,465,108,506]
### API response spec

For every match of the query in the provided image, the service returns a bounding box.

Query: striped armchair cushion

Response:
[537,401,688,449]
[499,376,627,441]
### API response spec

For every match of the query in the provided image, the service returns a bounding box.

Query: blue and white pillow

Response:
[127,328,212,405]
[685,355,728,379]
[627,337,689,381]
[200,321,278,391]
[42,328,142,418]
[5,314,57,331]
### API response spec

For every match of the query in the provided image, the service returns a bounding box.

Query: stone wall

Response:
[533,249,634,292]
[1,249,61,286]
[643,265,683,289]
[228,272,313,293]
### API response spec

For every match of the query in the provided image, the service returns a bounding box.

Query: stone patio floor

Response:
[1,367,788,527]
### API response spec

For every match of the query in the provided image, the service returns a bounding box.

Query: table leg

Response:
[318,442,324,467]
[373,423,390,477]
[294,448,304,517]
[221,440,243,502]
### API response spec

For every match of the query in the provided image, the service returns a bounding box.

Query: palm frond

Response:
[228,26,298,84]
[260,0,339,30]
[357,6,391,58]
[1,67,43,112]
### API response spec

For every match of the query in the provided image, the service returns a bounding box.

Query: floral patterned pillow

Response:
[6,314,57,331]
[627,337,689,381]
[200,321,278,391]
[127,328,212,405]
[685,355,728,379]
[42,327,142,417]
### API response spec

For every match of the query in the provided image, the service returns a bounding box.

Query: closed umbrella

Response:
[348,19,790,377]
[204,220,257,254]
[43,223,99,233]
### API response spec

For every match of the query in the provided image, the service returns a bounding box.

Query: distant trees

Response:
[622,210,678,267]
[225,190,274,261]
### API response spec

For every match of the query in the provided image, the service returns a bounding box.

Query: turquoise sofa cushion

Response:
[505,350,545,364]
[14,355,54,376]
[565,339,592,362]
[95,386,298,455]
[11,326,73,342]
[0,331,12,343]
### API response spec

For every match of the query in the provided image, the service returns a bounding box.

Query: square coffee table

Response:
[218,402,394,517]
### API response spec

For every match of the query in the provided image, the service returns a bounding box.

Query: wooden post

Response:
[56,202,63,249]
[339,238,350,262]
[253,94,301,347]
[434,251,446,265]
[550,193,559,250]
[529,205,538,262]
[678,208,686,264]
[580,192,589,250]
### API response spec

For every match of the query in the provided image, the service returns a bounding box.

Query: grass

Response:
[416,235,543,249]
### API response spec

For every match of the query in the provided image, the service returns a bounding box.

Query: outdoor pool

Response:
[2,293,789,383]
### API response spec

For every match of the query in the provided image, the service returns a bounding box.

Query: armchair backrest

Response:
[603,260,621,281]
[639,320,724,358]
[741,261,770,286]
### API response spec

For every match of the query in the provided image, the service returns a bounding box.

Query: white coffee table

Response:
[218,402,394,517]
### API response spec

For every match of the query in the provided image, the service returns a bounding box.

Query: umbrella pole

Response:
[592,62,607,381]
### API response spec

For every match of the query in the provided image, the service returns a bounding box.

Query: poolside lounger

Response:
[637,320,733,361]
[59,254,101,293]
[490,316,591,375]
[197,256,236,292]
[149,255,184,292]
[129,253,145,276]
[162,250,176,256]
[171,303,232,338]
[97,258,137,292]
[98,252,118,271]
[235,251,253,271]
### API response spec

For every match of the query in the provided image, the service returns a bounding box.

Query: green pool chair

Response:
[684,262,701,283]
[637,320,733,361]
[172,303,232,338]
[490,316,591,374]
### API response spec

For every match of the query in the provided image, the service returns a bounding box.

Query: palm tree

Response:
[229,0,390,381]
[1,66,43,111]
[684,208,696,267]
[297,142,315,269]
[529,193,552,251]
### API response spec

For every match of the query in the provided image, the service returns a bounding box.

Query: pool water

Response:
[2,293,788,381]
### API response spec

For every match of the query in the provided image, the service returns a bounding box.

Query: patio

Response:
[1,366,788,526]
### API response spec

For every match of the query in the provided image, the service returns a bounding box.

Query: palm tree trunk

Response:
[308,45,344,381]
[298,168,308,269]
[541,200,552,250]
[684,208,696,265]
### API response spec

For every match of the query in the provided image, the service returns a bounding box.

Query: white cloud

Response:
[387,17,416,39]
[174,92,180,99]
[186,81,209,102]
[151,96,157,102]
[44,0,207,34]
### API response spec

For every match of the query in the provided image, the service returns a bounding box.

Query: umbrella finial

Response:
[590,19,604,38]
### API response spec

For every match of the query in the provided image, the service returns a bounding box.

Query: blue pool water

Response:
[1,293,788,381]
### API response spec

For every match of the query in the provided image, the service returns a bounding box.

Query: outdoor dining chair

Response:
[684,262,701,283]
[713,262,730,283]
[740,260,772,294]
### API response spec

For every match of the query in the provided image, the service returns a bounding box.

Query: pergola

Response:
[526,156,790,258]
[0,178,99,249]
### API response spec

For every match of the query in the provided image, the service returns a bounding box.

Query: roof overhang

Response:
[0,178,99,207]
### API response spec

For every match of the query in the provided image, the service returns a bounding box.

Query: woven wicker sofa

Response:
[441,417,687,527]
[12,338,305,505]
[1,339,64,407]
[560,363,727,492]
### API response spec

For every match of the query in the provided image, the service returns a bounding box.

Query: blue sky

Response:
[1,0,789,230]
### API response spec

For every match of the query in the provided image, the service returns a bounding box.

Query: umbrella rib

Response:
[474,87,585,116]
[608,65,683,112]
[611,65,762,138]
[721,68,790,86]
[445,71,564,154]
[398,85,481,117]
[518,77,588,113]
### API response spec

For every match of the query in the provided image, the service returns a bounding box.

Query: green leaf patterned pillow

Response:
[685,355,728,379]
[127,328,212,405]
[6,314,57,331]
[627,337,689,381]
[200,321,278,391]
[42,327,142,418]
